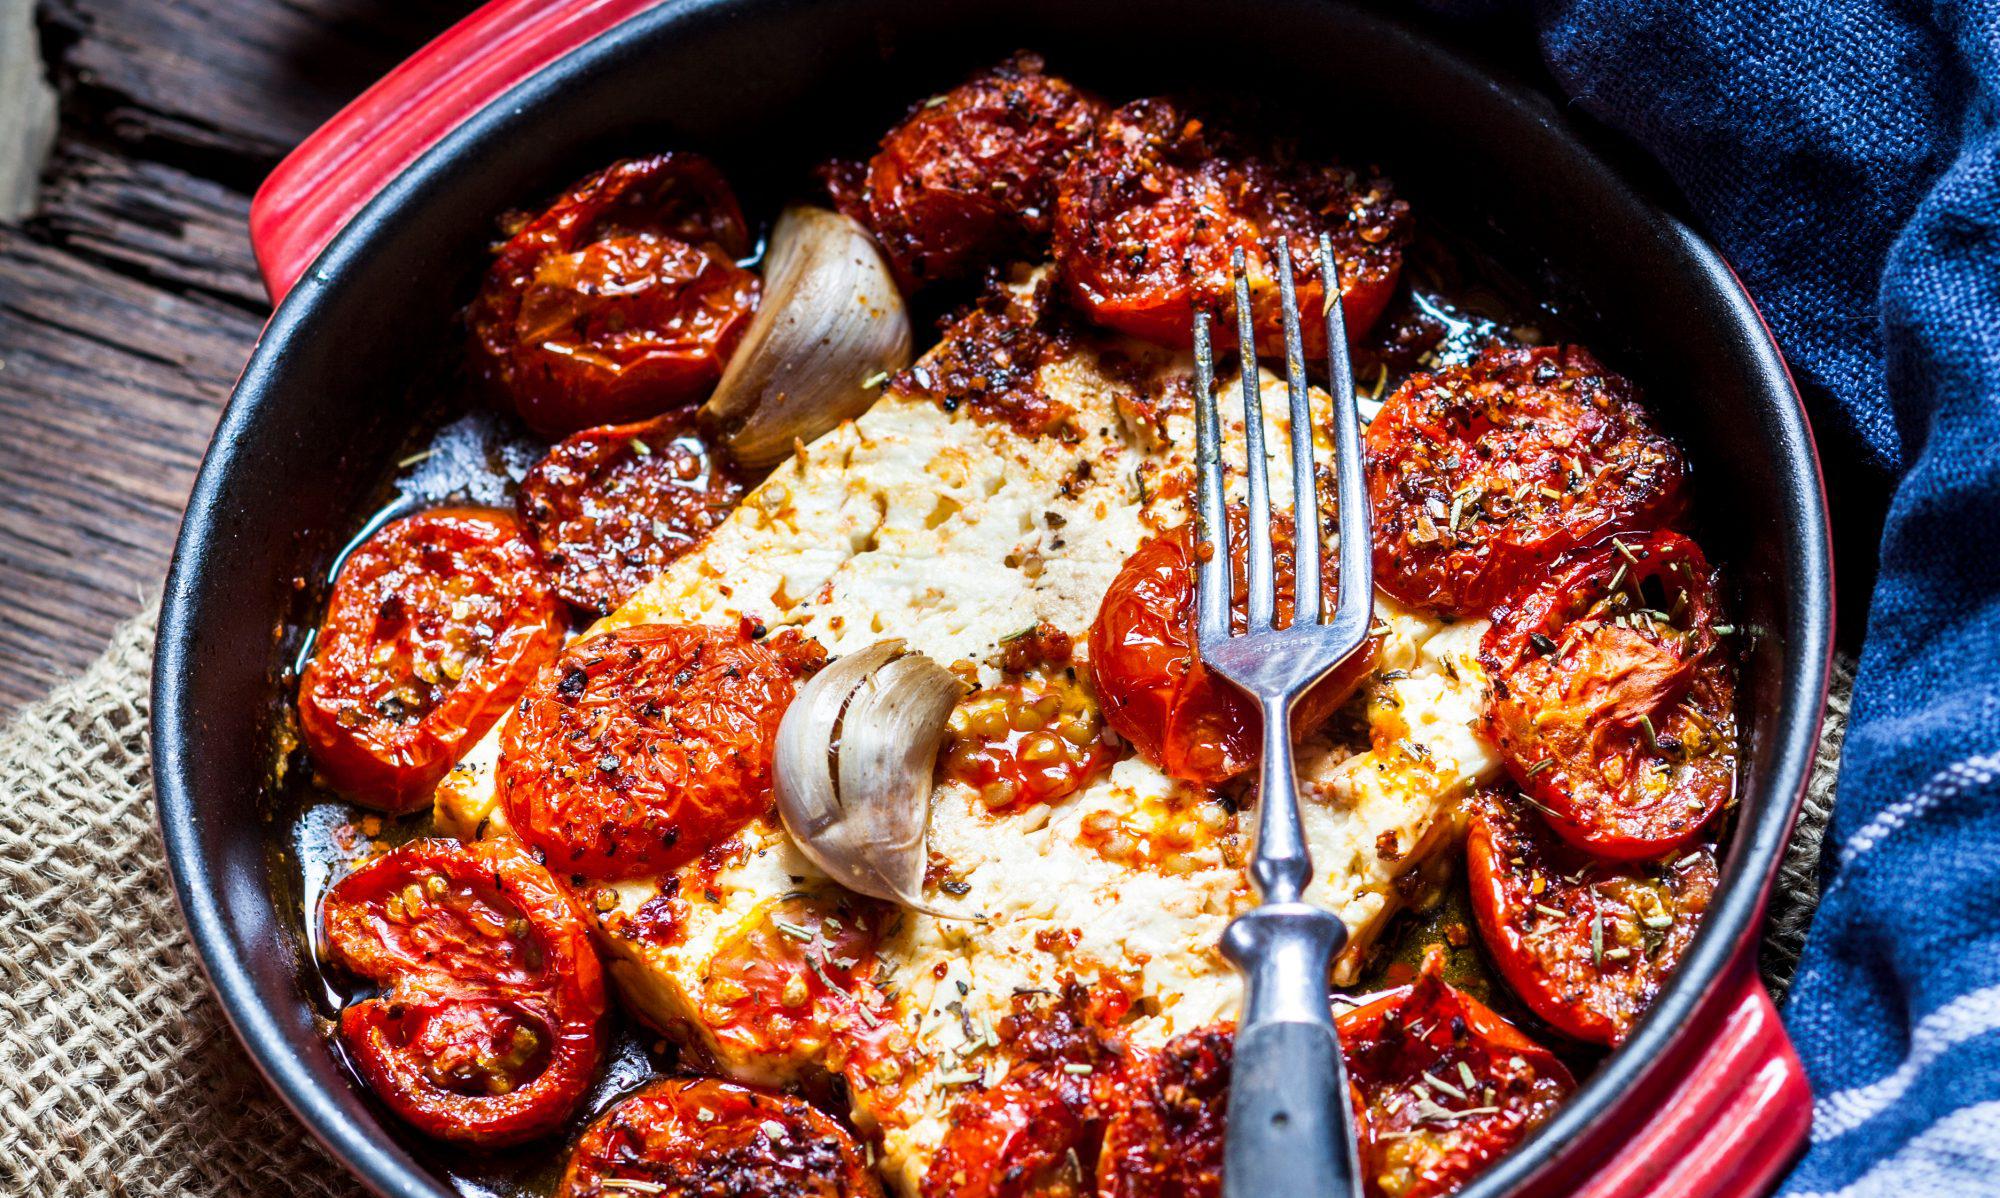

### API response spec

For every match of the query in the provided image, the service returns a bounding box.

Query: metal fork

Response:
[1196,236,1371,1198]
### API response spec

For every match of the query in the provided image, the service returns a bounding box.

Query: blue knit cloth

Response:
[1451,1,2000,1192]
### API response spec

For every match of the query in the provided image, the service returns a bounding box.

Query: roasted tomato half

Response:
[1365,345,1688,616]
[1090,513,1379,787]
[928,1072,1095,1198]
[1053,98,1407,359]
[558,1078,882,1198]
[319,838,605,1146]
[826,52,1105,288]
[298,508,563,813]
[700,890,895,1065]
[924,984,1135,1198]
[1338,950,1574,1198]
[517,407,751,615]
[1467,788,1718,1046]
[1096,1026,1231,1198]
[1481,529,1736,858]
[467,153,760,436]
[498,622,798,879]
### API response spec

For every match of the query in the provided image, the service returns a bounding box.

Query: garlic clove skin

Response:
[774,640,965,915]
[701,205,911,470]
[833,653,961,900]
[772,643,898,846]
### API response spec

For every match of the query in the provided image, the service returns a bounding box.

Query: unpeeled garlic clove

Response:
[774,640,965,915]
[701,205,911,469]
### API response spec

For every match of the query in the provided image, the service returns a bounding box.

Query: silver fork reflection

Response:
[1195,236,1371,1198]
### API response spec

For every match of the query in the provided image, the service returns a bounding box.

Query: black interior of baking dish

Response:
[153,1,1832,1195]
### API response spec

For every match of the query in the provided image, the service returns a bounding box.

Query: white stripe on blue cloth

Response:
[1835,753,2000,870]
[1812,984,2000,1142]
[1788,1100,2000,1197]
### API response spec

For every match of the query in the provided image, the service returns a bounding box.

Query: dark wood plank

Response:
[42,0,477,178]
[0,0,474,712]
[35,139,265,308]
[0,228,259,709]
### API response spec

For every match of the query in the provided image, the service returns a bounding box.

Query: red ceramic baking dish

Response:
[151,1,1835,1195]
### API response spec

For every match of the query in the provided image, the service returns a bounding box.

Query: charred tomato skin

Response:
[517,407,751,616]
[1089,514,1379,788]
[558,1078,882,1198]
[923,984,1135,1198]
[926,1075,1095,1198]
[1095,1026,1231,1198]
[498,622,798,879]
[1482,529,1736,859]
[298,507,563,813]
[1466,787,1719,1046]
[1337,952,1574,1198]
[1365,345,1688,617]
[890,274,1080,437]
[828,52,1105,288]
[1052,98,1407,359]
[319,838,606,1146]
[466,153,759,436]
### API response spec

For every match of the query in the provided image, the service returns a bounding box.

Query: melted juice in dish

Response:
[266,215,1594,1196]
[267,408,685,1195]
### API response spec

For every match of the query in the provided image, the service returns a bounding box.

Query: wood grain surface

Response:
[0,0,473,714]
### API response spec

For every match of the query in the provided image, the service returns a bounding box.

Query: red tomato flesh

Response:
[498,622,798,879]
[517,407,751,616]
[929,1074,1095,1198]
[298,507,562,813]
[319,838,606,1146]
[827,52,1106,288]
[467,153,760,435]
[558,1077,882,1198]
[1081,982,1571,1198]
[699,890,895,1067]
[1365,344,1687,617]
[1481,529,1736,858]
[1053,98,1407,359]
[1338,951,1575,1198]
[1095,1026,1230,1198]
[924,984,1136,1198]
[1088,512,1379,788]
[1466,787,1719,1046]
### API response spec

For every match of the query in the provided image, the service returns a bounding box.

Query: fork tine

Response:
[1319,234,1374,647]
[1276,239,1320,628]
[1233,248,1276,632]
[1190,309,1233,649]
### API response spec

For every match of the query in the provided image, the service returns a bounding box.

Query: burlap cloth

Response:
[0,606,1853,1197]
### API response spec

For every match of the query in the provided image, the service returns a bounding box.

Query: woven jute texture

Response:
[1760,652,1855,1002]
[0,607,365,1198]
[0,605,1852,1196]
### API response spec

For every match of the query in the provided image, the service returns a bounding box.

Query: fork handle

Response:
[1220,694,1363,1196]
[1220,903,1361,1198]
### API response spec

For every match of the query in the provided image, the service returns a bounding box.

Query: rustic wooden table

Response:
[0,0,475,715]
